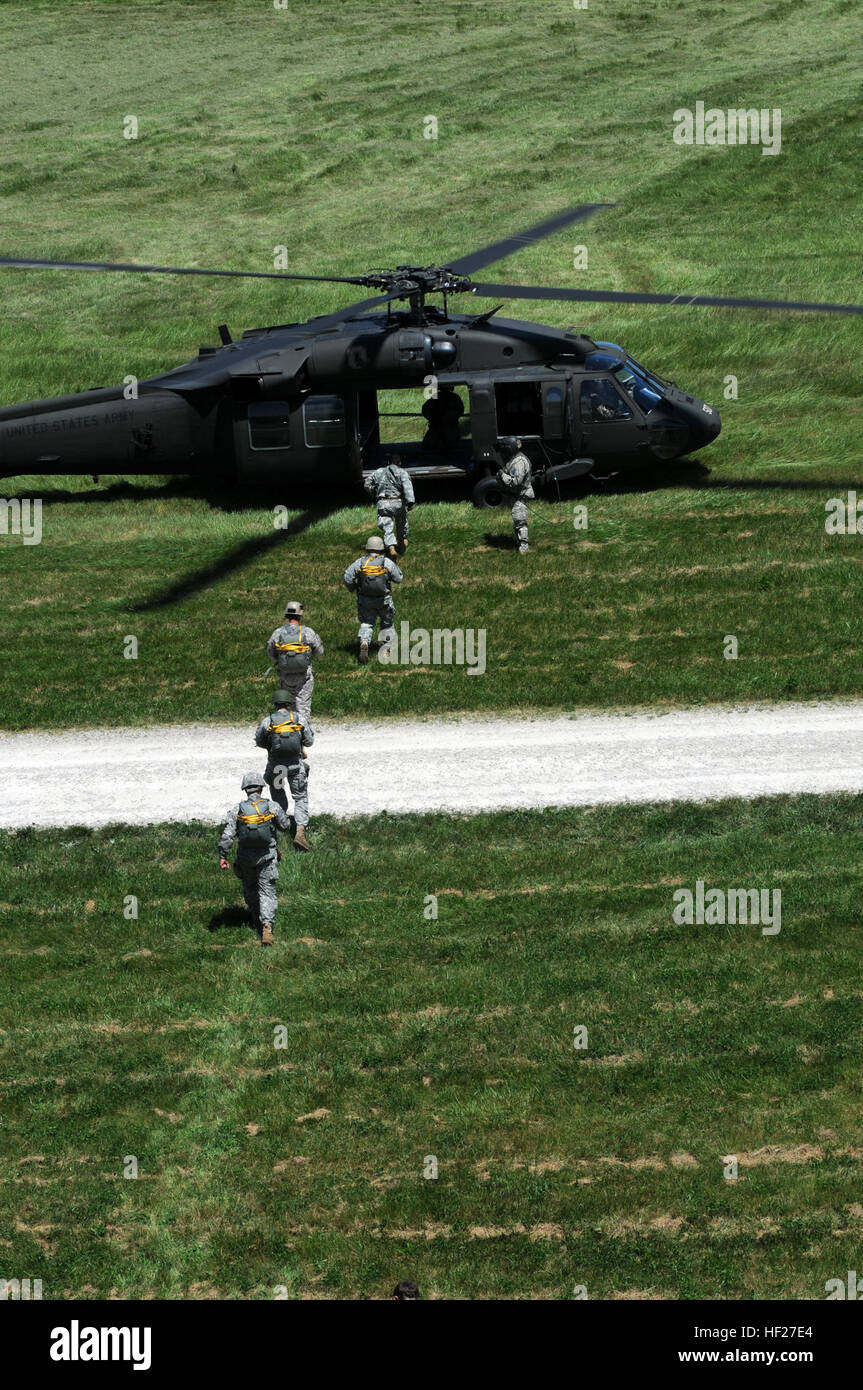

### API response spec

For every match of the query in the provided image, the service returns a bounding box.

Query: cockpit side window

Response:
[580,378,633,422]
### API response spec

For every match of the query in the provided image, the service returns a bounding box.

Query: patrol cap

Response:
[272,690,293,707]
[365,536,385,552]
[241,770,265,790]
[283,600,303,617]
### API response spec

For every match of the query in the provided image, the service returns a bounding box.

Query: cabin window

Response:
[495,381,542,436]
[248,401,292,450]
[303,395,347,448]
[543,383,565,438]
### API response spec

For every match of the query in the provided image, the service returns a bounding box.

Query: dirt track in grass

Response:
[3,700,863,829]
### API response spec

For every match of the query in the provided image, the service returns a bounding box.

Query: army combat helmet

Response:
[365,536,385,552]
[283,599,303,617]
[271,690,294,707]
[241,770,265,790]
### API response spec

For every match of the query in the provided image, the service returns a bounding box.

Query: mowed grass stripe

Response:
[1,793,862,1296]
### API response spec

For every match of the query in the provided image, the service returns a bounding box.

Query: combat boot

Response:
[397,539,407,555]
[359,639,369,664]
[260,922,275,945]
[293,825,311,852]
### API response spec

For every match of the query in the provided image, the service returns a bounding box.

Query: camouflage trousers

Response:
[357,594,396,648]
[266,759,309,826]
[377,502,409,550]
[234,853,279,926]
[274,668,314,722]
[511,500,529,552]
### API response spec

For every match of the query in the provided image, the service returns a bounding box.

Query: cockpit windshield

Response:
[584,343,665,412]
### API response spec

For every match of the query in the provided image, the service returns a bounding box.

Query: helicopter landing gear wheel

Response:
[471,475,506,509]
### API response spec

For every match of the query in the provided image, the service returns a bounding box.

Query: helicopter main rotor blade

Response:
[446,204,614,276]
[0,255,371,285]
[309,293,395,328]
[470,281,863,315]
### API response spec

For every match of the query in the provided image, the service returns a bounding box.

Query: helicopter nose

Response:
[687,404,721,449]
[701,405,721,440]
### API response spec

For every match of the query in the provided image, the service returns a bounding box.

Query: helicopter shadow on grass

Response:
[125,481,344,613]
[566,459,857,498]
[132,502,337,612]
[2,474,342,612]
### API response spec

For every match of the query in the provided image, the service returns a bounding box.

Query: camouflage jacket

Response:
[497,450,535,500]
[363,463,415,506]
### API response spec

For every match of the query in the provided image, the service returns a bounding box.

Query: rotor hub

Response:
[358,266,474,298]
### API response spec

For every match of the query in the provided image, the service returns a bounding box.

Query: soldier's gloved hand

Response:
[219,857,229,870]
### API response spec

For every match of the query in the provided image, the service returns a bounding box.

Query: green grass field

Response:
[1,0,862,728]
[1,794,861,1299]
[3,471,863,728]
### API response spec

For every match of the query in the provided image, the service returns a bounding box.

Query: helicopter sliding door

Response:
[232,394,361,484]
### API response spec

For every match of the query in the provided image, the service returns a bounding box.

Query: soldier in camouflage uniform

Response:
[363,453,415,558]
[266,600,323,723]
[343,536,403,664]
[218,771,292,944]
[497,436,534,555]
[254,691,314,851]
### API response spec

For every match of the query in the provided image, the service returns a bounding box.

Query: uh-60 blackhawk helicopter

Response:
[1,203,861,506]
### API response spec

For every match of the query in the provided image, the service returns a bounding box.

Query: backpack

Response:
[267,710,304,761]
[236,797,277,852]
[273,624,312,675]
[357,555,389,598]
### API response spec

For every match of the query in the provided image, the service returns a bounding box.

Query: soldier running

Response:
[254,691,314,851]
[266,600,323,722]
[363,453,415,558]
[343,535,403,664]
[218,770,292,945]
[497,435,534,555]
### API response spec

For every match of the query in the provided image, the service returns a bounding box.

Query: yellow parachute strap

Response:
[361,559,387,576]
[270,713,302,734]
[238,798,275,826]
[274,624,310,653]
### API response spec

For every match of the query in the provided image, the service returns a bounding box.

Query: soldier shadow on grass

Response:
[206,905,255,934]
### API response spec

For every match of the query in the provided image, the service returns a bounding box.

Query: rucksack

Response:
[236,797,277,852]
[267,710,304,761]
[273,624,312,675]
[357,555,389,598]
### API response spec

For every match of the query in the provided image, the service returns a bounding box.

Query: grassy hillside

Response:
[0,0,862,728]
[1,793,861,1299]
